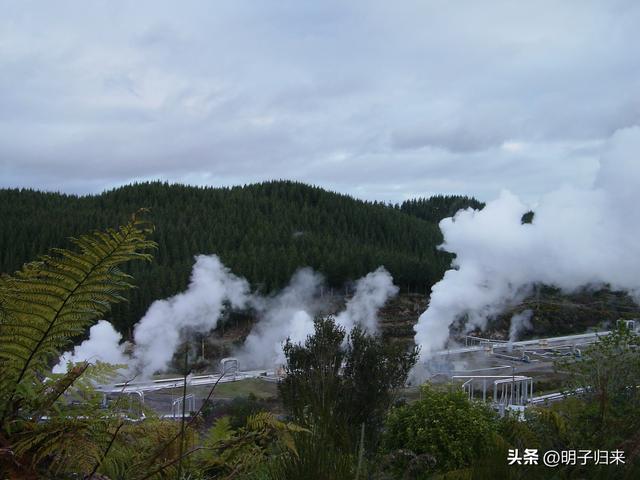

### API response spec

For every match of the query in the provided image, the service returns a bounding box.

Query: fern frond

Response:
[205,416,234,447]
[30,362,90,420]
[0,212,155,425]
[12,417,108,475]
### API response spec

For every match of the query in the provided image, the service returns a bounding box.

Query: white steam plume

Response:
[336,267,398,333]
[508,310,533,343]
[132,255,250,377]
[238,266,398,368]
[237,268,325,368]
[53,320,129,374]
[415,126,640,356]
[56,255,398,375]
[55,255,250,376]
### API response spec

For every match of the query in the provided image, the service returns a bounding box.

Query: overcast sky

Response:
[1,0,639,202]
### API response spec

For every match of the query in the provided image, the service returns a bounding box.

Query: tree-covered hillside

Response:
[0,181,481,334]
[400,195,484,224]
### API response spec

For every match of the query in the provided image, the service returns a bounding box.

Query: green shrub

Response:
[382,385,498,474]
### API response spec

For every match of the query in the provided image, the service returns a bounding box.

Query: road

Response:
[96,369,277,394]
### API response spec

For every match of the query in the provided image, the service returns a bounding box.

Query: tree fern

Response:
[12,416,108,475]
[0,212,155,476]
[0,212,154,420]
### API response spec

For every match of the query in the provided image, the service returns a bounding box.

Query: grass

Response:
[195,378,279,399]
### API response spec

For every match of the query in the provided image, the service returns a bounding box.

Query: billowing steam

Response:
[55,255,251,377]
[131,255,250,377]
[236,268,324,368]
[52,320,129,373]
[237,266,398,368]
[335,267,398,333]
[508,310,533,343]
[55,255,398,376]
[415,126,640,355]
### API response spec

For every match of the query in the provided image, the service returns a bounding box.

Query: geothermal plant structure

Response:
[94,323,639,419]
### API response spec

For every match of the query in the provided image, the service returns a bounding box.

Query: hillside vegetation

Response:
[0,181,481,333]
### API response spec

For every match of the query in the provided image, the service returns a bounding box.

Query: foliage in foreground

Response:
[382,385,498,475]
[258,428,359,480]
[279,316,419,455]
[0,213,156,478]
[556,324,640,448]
[376,327,640,480]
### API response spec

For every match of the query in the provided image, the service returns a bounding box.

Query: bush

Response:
[201,393,276,428]
[382,385,497,474]
[279,316,418,454]
[261,430,357,480]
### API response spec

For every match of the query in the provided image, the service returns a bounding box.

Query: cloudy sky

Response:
[1,0,639,202]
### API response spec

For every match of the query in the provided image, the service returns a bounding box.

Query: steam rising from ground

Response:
[53,320,129,373]
[237,268,324,368]
[415,127,640,356]
[508,310,533,343]
[335,267,398,333]
[237,265,398,368]
[55,255,250,377]
[55,257,398,376]
[131,255,250,377]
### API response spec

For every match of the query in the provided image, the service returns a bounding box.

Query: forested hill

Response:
[0,181,481,333]
[400,196,485,223]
